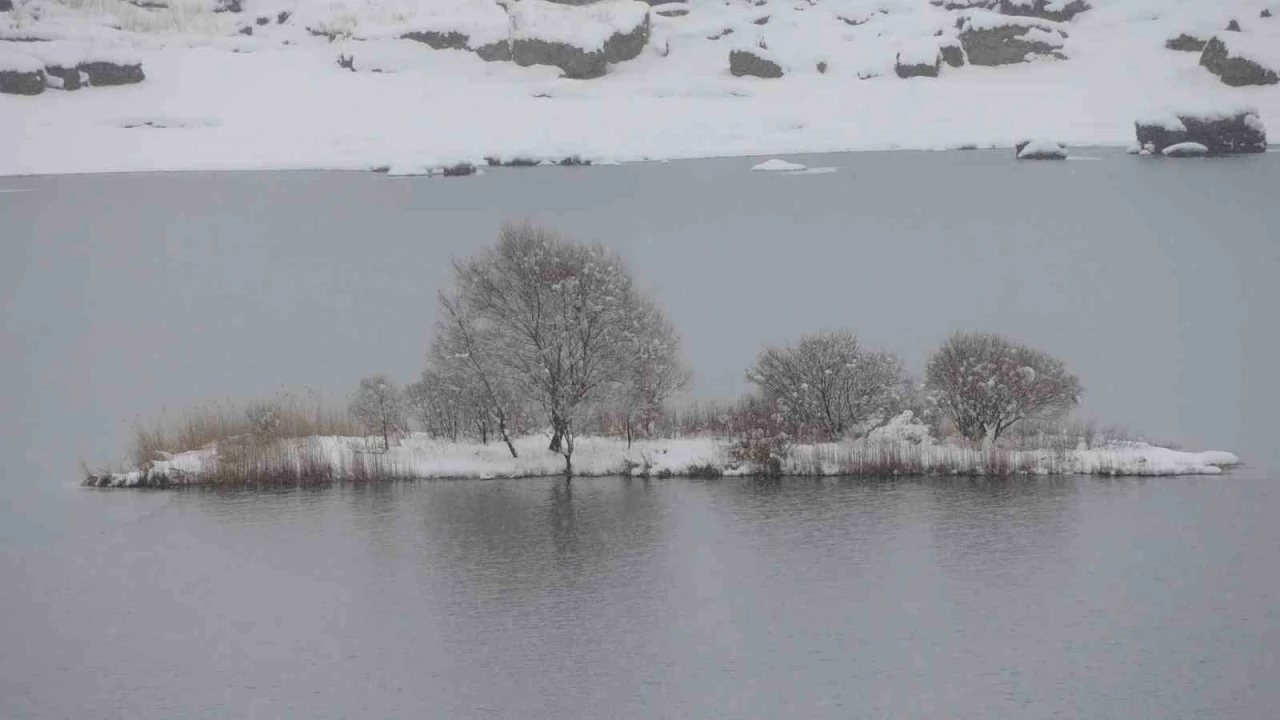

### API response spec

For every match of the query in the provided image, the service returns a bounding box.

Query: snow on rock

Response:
[1135,107,1267,155]
[0,45,44,94]
[998,0,1090,24]
[895,39,942,78]
[1200,33,1279,86]
[83,432,1242,487]
[752,158,806,171]
[509,0,650,79]
[958,10,1068,66]
[1162,141,1209,157]
[1016,138,1067,159]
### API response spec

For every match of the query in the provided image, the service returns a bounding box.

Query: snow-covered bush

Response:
[925,331,1082,446]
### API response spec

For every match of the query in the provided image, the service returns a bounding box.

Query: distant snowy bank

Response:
[86,427,1241,488]
[2,0,1279,176]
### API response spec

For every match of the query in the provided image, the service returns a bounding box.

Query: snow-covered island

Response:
[85,420,1241,488]
[85,222,1241,489]
[3,0,1279,176]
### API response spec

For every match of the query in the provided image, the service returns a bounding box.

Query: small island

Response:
[87,222,1238,488]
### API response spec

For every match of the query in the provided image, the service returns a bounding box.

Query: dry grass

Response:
[127,391,358,470]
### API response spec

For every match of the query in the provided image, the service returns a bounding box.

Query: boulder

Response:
[939,38,966,66]
[998,0,1090,23]
[1162,142,1209,157]
[895,43,941,78]
[473,41,512,62]
[0,48,44,94]
[1015,139,1067,159]
[43,65,86,90]
[512,38,607,78]
[958,12,1068,65]
[0,0,12,11]
[1199,35,1279,86]
[1134,109,1267,155]
[729,48,783,78]
[1165,33,1207,52]
[79,59,144,85]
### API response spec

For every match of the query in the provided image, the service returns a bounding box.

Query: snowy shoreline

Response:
[85,432,1242,488]
[4,0,1279,177]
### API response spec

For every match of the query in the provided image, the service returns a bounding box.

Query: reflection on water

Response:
[7,474,1277,719]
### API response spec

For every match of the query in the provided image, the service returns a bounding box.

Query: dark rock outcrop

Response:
[998,0,1089,23]
[940,39,966,66]
[1199,35,1279,86]
[602,13,649,63]
[474,40,512,62]
[510,6,648,78]
[1165,33,1207,52]
[1134,110,1267,155]
[402,30,470,51]
[513,38,607,78]
[729,48,783,78]
[895,52,940,78]
[958,16,1068,65]
[79,60,145,85]
[43,64,85,90]
[0,68,44,95]
[0,0,13,11]
[1225,19,1241,32]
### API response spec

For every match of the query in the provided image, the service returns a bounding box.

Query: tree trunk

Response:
[549,412,564,452]
[626,414,633,450]
[498,415,518,458]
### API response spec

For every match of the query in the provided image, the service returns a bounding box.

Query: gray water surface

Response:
[2,150,1279,718]
[2,474,1278,719]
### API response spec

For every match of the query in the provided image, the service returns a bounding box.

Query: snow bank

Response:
[86,431,1241,487]
[3,0,1280,175]
[0,46,43,73]
[1017,138,1067,158]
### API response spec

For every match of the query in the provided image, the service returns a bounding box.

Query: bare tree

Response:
[442,221,685,476]
[428,291,525,458]
[616,297,691,447]
[925,331,1083,446]
[348,374,405,452]
[746,330,907,441]
[405,369,466,442]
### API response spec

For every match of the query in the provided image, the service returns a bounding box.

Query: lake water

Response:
[2,473,1278,719]
[2,150,1279,718]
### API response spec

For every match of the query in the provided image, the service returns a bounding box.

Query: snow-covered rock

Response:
[1135,108,1267,155]
[0,46,44,95]
[998,0,1090,23]
[729,47,783,78]
[509,0,650,79]
[895,40,941,78]
[1015,138,1067,159]
[939,37,966,67]
[1161,141,1209,157]
[958,11,1068,66]
[1200,34,1279,86]
[751,158,805,171]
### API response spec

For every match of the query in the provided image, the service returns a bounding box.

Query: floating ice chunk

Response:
[752,158,807,171]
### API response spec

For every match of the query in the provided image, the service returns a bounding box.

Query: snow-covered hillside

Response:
[3,0,1278,176]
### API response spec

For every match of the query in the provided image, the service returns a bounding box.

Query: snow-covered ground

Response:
[3,0,1278,176]
[89,428,1241,487]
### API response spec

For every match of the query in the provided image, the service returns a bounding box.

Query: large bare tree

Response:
[439,221,686,476]
[925,331,1083,446]
[746,330,907,441]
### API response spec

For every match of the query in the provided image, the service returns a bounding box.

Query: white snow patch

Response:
[752,158,807,171]
[0,46,44,73]
[1162,141,1209,156]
